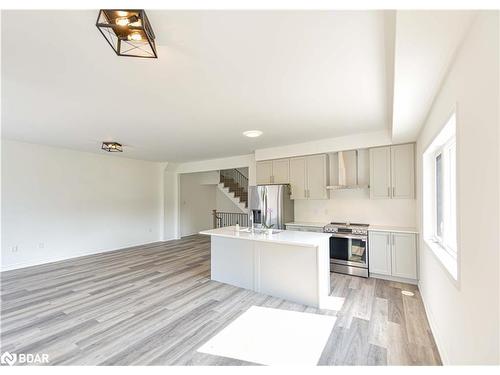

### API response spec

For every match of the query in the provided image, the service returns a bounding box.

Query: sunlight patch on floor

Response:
[319,296,345,311]
[197,305,336,365]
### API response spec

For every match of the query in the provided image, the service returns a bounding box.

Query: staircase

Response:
[218,169,249,213]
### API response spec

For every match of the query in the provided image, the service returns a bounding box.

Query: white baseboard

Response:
[1,240,164,272]
[370,273,418,285]
[418,280,448,365]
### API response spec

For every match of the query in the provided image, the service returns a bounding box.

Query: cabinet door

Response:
[391,144,415,199]
[368,231,391,275]
[272,159,290,184]
[306,154,328,199]
[289,157,307,199]
[391,233,417,279]
[256,161,273,185]
[369,147,391,199]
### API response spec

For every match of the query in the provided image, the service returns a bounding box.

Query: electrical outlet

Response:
[38,242,45,249]
[148,228,152,233]
[11,245,18,253]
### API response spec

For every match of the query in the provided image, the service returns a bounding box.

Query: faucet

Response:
[249,215,254,233]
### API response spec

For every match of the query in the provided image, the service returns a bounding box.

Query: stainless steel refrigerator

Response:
[248,184,294,230]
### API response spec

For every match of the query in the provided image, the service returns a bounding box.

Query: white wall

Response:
[163,163,180,241]
[294,190,416,227]
[1,140,163,271]
[176,153,256,186]
[164,154,255,239]
[179,170,247,236]
[179,172,216,237]
[216,189,245,214]
[416,12,499,365]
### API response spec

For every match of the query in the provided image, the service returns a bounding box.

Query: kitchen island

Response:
[199,226,331,308]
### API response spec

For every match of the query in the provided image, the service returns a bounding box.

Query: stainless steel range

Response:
[323,222,369,278]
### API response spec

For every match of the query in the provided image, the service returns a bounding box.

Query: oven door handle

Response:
[330,233,367,241]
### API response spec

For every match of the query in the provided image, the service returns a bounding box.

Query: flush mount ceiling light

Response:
[243,130,263,138]
[96,10,157,58]
[101,142,123,152]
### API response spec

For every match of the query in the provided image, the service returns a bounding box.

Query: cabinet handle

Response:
[393,187,395,197]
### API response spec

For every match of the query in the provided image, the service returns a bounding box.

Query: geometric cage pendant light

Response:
[96,9,158,58]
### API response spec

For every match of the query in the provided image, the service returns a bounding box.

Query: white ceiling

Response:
[1,10,474,162]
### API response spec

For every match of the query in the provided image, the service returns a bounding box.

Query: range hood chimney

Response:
[328,149,369,190]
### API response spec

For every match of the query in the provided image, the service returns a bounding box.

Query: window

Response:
[423,112,457,279]
[433,136,457,255]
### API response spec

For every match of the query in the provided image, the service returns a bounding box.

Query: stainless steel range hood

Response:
[327,149,369,190]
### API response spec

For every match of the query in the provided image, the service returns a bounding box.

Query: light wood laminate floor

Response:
[0,235,441,365]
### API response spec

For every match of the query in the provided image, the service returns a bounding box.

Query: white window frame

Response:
[431,137,457,258]
[423,111,458,281]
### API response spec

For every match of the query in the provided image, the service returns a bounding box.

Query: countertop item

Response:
[284,221,329,228]
[368,225,418,234]
[200,226,330,248]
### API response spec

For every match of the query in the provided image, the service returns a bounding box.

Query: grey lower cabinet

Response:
[368,231,392,275]
[368,231,417,281]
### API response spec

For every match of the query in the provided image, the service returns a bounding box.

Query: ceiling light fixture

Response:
[128,32,142,41]
[401,290,415,297]
[101,142,123,152]
[96,10,157,58]
[115,17,130,26]
[243,130,263,138]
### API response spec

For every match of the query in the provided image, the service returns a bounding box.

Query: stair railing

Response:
[212,209,249,228]
[220,169,248,192]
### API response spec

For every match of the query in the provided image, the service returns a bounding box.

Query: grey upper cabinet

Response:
[289,157,307,199]
[391,144,415,199]
[256,161,273,184]
[369,143,415,199]
[289,154,328,200]
[306,154,328,199]
[256,159,290,184]
[369,147,392,199]
[272,159,290,184]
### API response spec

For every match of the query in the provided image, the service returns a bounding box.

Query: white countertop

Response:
[200,226,331,247]
[368,225,419,234]
[285,221,328,228]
